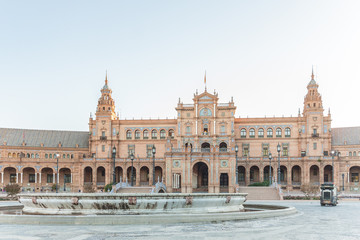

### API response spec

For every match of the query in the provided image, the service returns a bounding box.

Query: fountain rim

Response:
[18,193,248,197]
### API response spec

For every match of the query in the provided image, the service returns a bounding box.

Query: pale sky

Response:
[1,1,360,131]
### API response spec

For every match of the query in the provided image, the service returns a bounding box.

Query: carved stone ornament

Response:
[128,197,137,205]
[225,196,231,204]
[71,197,79,205]
[185,196,193,205]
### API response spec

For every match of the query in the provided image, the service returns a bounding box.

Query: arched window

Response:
[169,129,175,139]
[45,154,48,159]
[201,142,211,152]
[143,130,149,139]
[35,153,39,158]
[63,154,66,158]
[71,154,74,159]
[67,154,70,158]
[240,129,246,138]
[258,128,264,138]
[160,129,166,139]
[151,130,157,139]
[12,153,16,158]
[135,130,140,139]
[126,130,132,139]
[27,153,30,158]
[285,128,291,137]
[267,128,273,138]
[349,152,352,157]
[49,154,53,159]
[31,153,34,158]
[276,128,282,138]
[219,142,227,152]
[8,153,11,158]
[249,128,255,138]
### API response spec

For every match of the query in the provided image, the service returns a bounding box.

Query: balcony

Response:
[100,136,107,141]
[312,133,319,138]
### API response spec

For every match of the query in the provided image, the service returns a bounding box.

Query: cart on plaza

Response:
[320,183,338,206]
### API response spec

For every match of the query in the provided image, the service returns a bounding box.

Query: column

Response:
[39,173,42,184]
[70,173,73,183]
[53,173,55,183]
[21,173,23,184]
[1,172,3,184]
[35,173,37,183]
[16,173,18,183]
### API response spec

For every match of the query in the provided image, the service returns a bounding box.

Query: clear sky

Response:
[1,1,360,131]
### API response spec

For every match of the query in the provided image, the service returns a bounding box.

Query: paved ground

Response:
[0,200,359,240]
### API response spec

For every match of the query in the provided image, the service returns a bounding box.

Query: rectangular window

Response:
[262,144,269,157]
[64,174,71,183]
[29,174,35,183]
[301,151,306,157]
[242,144,249,157]
[102,131,105,137]
[128,145,135,157]
[10,174,16,183]
[220,125,226,133]
[313,143,317,150]
[282,145,288,157]
[147,144,154,158]
[102,145,105,152]
[47,174,53,183]
[186,126,191,134]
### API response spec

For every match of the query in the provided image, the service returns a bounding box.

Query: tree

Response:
[4,184,21,199]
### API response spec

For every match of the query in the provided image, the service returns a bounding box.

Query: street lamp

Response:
[130,153,134,186]
[235,145,239,185]
[277,143,281,185]
[152,145,156,185]
[331,150,335,184]
[269,152,272,185]
[112,146,116,184]
[55,153,60,193]
[64,174,66,191]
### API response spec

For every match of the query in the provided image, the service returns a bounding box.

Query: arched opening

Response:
[310,165,320,185]
[115,166,123,183]
[291,165,301,187]
[127,167,136,186]
[350,166,360,183]
[263,165,274,184]
[41,167,54,192]
[219,142,227,152]
[140,166,149,185]
[250,166,260,184]
[168,129,175,139]
[324,165,333,183]
[280,166,287,185]
[238,166,246,185]
[185,142,193,152]
[3,167,16,185]
[155,166,163,183]
[84,167,93,184]
[192,162,208,192]
[201,142,210,152]
[23,167,36,187]
[220,173,229,193]
[96,166,106,187]
[59,168,71,192]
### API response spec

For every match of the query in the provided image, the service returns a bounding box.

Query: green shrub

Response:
[248,181,270,186]
[104,183,114,192]
[4,184,21,198]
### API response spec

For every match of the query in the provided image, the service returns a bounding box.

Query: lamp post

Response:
[235,145,239,185]
[63,174,66,191]
[130,153,134,186]
[55,154,59,193]
[342,173,345,191]
[112,146,116,184]
[152,145,156,185]
[269,152,272,185]
[277,143,281,185]
[331,150,335,184]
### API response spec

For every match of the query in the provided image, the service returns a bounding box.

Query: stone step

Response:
[238,187,280,200]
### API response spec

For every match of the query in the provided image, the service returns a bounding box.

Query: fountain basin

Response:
[19,193,247,215]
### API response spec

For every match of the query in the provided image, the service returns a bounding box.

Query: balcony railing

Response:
[100,136,107,141]
[312,133,319,138]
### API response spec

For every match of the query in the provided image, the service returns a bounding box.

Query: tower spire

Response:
[105,70,108,86]
[311,66,314,80]
[204,70,207,92]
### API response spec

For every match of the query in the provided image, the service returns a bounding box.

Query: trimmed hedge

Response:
[248,181,270,187]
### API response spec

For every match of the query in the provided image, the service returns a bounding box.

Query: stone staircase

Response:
[238,186,281,200]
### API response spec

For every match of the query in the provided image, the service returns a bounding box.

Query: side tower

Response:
[89,74,117,159]
[301,69,331,157]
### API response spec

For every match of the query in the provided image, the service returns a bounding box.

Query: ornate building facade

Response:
[0,72,360,193]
